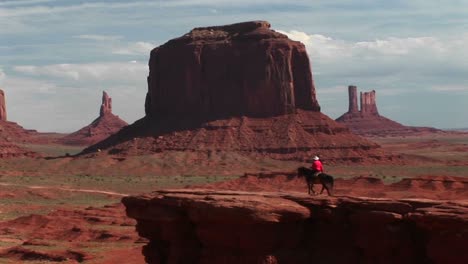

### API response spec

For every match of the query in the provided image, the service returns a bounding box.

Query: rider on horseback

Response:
[311,156,323,177]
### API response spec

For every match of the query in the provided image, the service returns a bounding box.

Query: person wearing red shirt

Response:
[311,155,323,177]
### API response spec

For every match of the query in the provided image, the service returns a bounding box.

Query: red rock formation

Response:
[84,21,392,163]
[348,85,358,113]
[123,189,468,264]
[0,88,6,121]
[60,91,127,146]
[146,21,320,120]
[337,86,442,136]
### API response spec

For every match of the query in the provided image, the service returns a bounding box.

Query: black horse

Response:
[297,167,334,196]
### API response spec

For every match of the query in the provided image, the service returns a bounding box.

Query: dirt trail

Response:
[0,182,128,197]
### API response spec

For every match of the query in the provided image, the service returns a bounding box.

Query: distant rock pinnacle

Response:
[99,91,112,117]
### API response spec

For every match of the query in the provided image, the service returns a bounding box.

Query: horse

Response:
[297,167,334,196]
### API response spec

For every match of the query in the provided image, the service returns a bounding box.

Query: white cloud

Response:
[279,30,450,59]
[112,42,155,55]
[14,61,148,83]
[74,34,123,41]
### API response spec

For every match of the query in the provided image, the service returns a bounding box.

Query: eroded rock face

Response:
[0,89,7,121]
[60,91,127,146]
[146,20,320,120]
[336,86,441,136]
[123,189,468,264]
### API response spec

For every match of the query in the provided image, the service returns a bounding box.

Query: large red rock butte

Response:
[60,91,128,146]
[84,21,391,163]
[123,189,468,264]
[336,85,441,136]
[145,20,320,119]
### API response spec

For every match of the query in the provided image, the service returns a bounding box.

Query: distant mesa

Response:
[336,85,442,136]
[60,91,128,146]
[84,21,391,163]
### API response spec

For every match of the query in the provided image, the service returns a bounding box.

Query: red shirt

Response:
[311,160,323,172]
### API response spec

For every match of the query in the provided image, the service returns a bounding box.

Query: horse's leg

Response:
[311,184,316,195]
[324,184,333,196]
[320,184,325,194]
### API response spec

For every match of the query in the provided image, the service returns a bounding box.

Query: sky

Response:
[0,0,467,132]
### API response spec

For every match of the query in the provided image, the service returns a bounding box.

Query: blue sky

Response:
[0,0,467,132]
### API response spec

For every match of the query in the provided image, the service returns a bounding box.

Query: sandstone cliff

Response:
[84,21,390,163]
[336,86,441,136]
[60,91,127,146]
[123,189,468,264]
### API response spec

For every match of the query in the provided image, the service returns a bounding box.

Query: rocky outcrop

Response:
[0,88,6,121]
[123,189,468,264]
[0,141,37,158]
[336,86,442,136]
[84,21,392,163]
[60,91,127,146]
[146,20,320,120]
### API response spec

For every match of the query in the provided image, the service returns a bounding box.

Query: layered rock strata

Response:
[123,189,468,264]
[84,21,389,163]
[336,86,441,136]
[60,91,127,146]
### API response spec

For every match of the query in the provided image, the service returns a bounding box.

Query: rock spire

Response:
[348,85,359,113]
[60,91,127,146]
[99,91,112,116]
[0,88,6,121]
